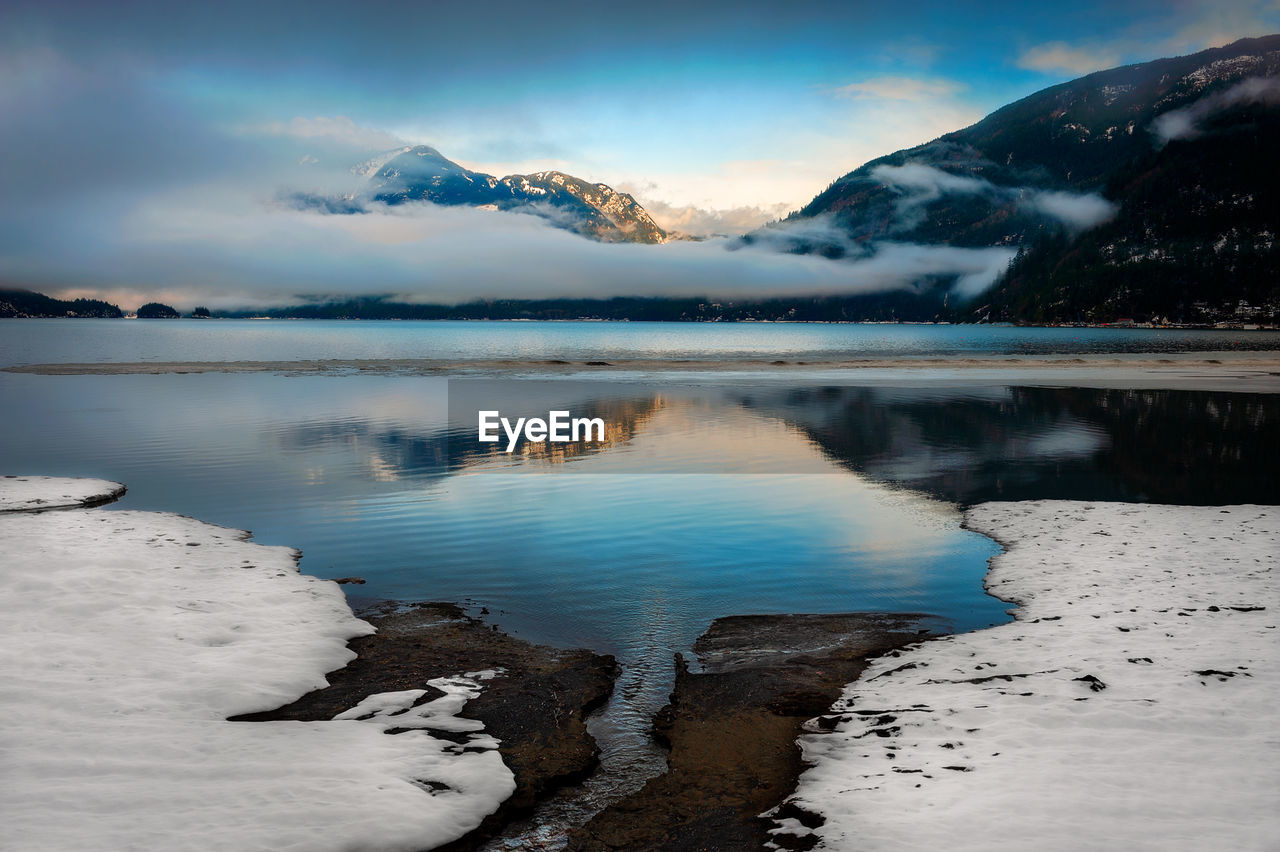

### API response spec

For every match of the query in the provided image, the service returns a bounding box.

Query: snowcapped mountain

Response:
[368,146,668,244]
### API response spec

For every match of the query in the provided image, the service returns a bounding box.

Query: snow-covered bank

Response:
[774,502,1279,851]
[0,475,125,511]
[0,477,514,851]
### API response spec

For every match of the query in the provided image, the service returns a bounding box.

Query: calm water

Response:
[3,318,1280,366]
[3,321,1277,845]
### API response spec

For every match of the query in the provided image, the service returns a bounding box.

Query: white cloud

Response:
[251,116,408,151]
[616,180,793,236]
[1163,0,1280,51]
[1025,190,1118,230]
[1151,75,1280,143]
[871,163,1117,231]
[1017,1,1280,79]
[739,216,1016,299]
[832,76,965,102]
[1017,42,1123,76]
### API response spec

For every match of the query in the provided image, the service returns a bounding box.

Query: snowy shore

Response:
[0,475,126,512]
[773,501,1279,851]
[0,477,514,851]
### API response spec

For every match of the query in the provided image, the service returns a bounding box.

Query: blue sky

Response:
[2,0,1278,305]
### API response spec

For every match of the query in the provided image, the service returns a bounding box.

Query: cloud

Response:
[870,163,1117,231]
[1016,42,1123,76]
[831,76,965,102]
[251,116,408,152]
[739,216,1016,299]
[0,42,1025,309]
[1024,191,1119,230]
[8,196,1019,309]
[1016,1,1280,79]
[1151,76,1280,143]
[617,184,792,237]
[1162,0,1280,51]
[869,163,999,228]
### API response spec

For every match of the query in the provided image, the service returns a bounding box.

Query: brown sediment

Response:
[230,602,619,850]
[566,612,946,852]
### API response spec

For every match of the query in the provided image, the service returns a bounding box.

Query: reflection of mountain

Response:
[279,421,451,482]
[275,395,666,480]
[273,386,1276,505]
[748,386,1279,506]
[451,395,667,468]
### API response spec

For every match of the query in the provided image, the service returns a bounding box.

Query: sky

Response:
[2,0,1278,308]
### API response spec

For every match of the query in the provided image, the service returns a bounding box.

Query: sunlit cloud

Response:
[831,76,966,101]
[1017,1,1280,78]
[249,116,408,151]
[615,183,793,237]
[1016,42,1123,75]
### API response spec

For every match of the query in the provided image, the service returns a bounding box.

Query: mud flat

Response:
[566,612,946,851]
[235,601,620,849]
[10,355,1280,395]
[8,352,1280,376]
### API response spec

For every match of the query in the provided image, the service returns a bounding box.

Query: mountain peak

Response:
[368,148,667,244]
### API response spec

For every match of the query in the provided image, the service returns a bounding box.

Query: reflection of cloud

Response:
[1024,428,1107,458]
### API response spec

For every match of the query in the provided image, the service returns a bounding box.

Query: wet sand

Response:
[10,355,1280,394]
[566,613,947,851]
[8,353,1280,374]
[232,603,948,850]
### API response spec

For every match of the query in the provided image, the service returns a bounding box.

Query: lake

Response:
[3,319,1278,839]
[4,318,1280,367]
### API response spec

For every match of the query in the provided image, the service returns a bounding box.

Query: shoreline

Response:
[8,352,1280,376]
[5,478,1277,850]
[0,474,963,851]
[231,601,619,850]
[565,613,947,850]
[773,501,1280,850]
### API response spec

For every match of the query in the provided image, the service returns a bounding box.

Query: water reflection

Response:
[748,385,1279,505]
[4,370,1273,845]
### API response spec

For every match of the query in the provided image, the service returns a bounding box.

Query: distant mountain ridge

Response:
[302,145,668,244]
[0,288,122,318]
[777,35,1280,324]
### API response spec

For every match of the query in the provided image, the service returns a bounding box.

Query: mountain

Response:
[778,35,1280,324]
[365,146,668,244]
[0,288,122,318]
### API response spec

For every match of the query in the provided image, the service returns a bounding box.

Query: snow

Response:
[0,475,125,511]
[0,477,515,851]
[1180,56,1263,91]
[773,501,1280,852]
